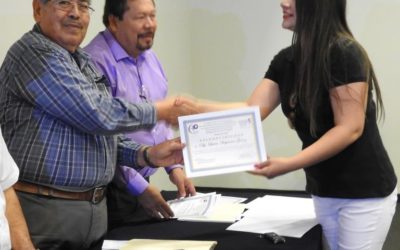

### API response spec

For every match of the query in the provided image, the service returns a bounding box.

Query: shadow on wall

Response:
[362,2,400,99]
[188,8,247,101]
[361,3,400,179]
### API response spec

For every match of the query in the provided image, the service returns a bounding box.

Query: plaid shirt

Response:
[0,25,157,191]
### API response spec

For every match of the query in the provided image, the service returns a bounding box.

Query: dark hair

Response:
[103,0,127,27]
[292,0,383,137]
[103,0,155,27]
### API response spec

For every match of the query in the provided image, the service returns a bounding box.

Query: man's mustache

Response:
[63,21,84,29]
[138,32,154,39]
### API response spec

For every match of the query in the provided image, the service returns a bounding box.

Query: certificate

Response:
[178,107,266,177]
[167,193,219,218]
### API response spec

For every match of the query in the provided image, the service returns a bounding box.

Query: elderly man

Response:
[85,0,196,230]
[0,0,194,248]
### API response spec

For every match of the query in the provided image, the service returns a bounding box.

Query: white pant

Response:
[312,188,397,250]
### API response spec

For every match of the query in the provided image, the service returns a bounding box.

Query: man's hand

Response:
[138,185,174,219]
[169,168,196,198]
[138,138,185,168]
[154,96,199,125]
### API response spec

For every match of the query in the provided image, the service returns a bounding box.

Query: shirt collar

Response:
[102,29,147,64]
[70,49,91,69]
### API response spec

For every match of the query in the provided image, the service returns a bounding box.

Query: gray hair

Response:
[39,0,92,4]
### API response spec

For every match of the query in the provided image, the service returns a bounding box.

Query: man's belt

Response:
[14,181,106,204]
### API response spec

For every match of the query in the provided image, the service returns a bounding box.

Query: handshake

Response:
[142,95,245,170]
[141,95,200,170]
[154,95,200,126]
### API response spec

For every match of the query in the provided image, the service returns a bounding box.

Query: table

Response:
[105,187,323,250]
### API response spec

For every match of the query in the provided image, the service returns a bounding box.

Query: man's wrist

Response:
[166,165,182,174]
[154,102,167,121]
[143,146,159,168]
[135,146,147,168]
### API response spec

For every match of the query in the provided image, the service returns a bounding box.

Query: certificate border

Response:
[178,107,267,178]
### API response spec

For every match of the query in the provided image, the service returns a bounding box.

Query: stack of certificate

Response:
[167,192,247,223]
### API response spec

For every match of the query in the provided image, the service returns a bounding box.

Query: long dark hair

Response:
[292,0,383,137]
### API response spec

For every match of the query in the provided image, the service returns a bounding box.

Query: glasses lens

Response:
[52,0,94,15]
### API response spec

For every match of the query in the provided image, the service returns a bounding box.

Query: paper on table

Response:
[178,203,246,223]
[228,216,317,238]
[102,240,129,250]
[218,195,247,205]
[168,193,219,218]
[168,193,246,223]
[194,193,247,204]
[227,195,318,238]
[120,239,217,250]
[243,195,316,220]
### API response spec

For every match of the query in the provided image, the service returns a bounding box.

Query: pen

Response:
[258,232,286,244]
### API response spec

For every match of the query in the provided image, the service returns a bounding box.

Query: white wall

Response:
[1,0,399,193]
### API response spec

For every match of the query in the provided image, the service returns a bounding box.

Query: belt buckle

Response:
[91,187,105,204]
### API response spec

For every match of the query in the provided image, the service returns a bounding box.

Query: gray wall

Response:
[1,0,398,192]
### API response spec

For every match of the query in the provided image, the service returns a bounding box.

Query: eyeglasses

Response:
[50,0,95,15]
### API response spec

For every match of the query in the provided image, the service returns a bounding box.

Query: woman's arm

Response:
[251,81,368,178]
[187,78,281,120]
[246,78,281,120]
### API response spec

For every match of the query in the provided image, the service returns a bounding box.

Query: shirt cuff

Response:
[165,165,183,174]
[123,168,150,196]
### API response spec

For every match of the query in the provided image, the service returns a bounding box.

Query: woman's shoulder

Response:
[329,37,368,84]
[267,46,295,70]
[265,46,295,84]
[329,37,365,58]
[274,45,294,61]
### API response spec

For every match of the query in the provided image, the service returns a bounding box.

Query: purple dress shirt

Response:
[84,29,179,195]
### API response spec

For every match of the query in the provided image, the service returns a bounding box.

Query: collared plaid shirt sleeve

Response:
[117,135,143,167]
[0,27,157,190]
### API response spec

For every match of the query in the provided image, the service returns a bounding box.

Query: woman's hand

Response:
[248,157,296,179]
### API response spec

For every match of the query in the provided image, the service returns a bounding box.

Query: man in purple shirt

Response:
[85,0,196,229]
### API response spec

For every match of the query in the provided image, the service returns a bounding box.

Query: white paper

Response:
[218,195,247,205]
[168,193,219,218]
[168,193,246,223]
[102,240,129,250]
[120,239,217,250]
[227,195,318,238]
[178,203,246,223]
[178,107,266,177]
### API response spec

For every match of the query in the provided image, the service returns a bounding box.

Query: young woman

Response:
[187,0,398,249]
